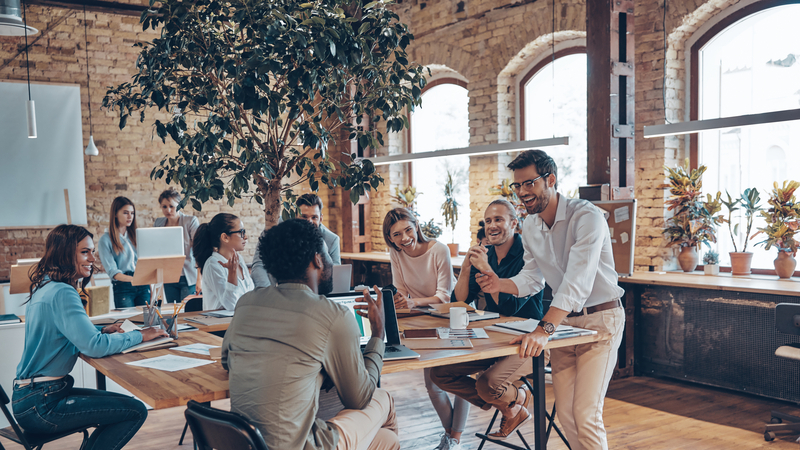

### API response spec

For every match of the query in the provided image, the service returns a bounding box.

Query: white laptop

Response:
[330,264,353,294]
[137,227,184,258]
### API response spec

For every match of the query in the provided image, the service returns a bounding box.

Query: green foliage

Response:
[488,179,527,221]
[703,250,719,265]
[720,188,763,253]
[441,170,459,242]
[103,0,427,224]
[661,161,723,249]
[753,180,800,255]
[420,218,442,240]
[392,186,420,209]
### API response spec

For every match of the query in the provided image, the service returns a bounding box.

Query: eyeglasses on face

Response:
[226,229,247,239]
[510,173,550,191]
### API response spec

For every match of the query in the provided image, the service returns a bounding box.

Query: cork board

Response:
[591,200,636,276]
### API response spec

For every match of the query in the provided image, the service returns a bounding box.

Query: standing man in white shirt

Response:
[476,150,625,450]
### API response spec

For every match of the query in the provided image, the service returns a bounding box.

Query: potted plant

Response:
[489,179,527,222]
[662,161,723,272]
[720,188,763,275]
[420,219,443,241]
[753,180,800,279]
[703,250,720,275]
[392,186,421,210]
[441,170,460,257]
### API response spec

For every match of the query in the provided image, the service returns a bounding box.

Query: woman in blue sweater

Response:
[98,196,149,307]
[13,225,167,449]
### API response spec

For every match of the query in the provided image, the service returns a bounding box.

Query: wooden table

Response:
[79,331,228,410]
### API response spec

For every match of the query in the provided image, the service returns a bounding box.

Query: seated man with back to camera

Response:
[430,199,545,439]
[251,193,341,287]
[222,219,399,450]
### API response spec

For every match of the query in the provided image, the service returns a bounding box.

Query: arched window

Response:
[410,80,471,250]
[520,49,587,197]
[691,2,800,269]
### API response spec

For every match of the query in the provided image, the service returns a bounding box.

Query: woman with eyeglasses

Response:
[192,213,253,311]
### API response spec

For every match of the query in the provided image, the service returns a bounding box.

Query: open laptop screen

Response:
[329,293,383,346]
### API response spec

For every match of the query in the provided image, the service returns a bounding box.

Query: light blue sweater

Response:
[16,279,142,379]
[98,231,138,280]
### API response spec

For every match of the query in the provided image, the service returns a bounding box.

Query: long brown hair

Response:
[108,196,138,254]
[382,208,430,252]
[28,225,95,298]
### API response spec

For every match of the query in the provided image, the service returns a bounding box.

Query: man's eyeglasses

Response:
[510,173,550,191]
[226,229,247,239]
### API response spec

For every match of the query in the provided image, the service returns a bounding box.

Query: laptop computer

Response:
[330,264,352,294]
[329,288,420,361]
[137,227,184,258]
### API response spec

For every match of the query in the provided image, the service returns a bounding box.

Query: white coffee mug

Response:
[450,307,469,330]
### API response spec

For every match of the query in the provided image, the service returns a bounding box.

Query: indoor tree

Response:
[103,0,427,226]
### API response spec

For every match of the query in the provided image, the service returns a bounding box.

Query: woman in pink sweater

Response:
[382,208,467,450]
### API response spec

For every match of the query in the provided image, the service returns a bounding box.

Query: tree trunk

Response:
[261,177,283,231]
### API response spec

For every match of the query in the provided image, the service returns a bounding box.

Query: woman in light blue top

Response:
[13,225,167,450]
[154,188,200,303]
[98,196,150,307]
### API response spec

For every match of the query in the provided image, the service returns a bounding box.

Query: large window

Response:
[410,81,471,249]
[694,3,800,269]
[521,50,588,197]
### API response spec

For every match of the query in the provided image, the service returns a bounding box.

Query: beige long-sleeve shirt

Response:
[221,283,384,450]
[389,240,456,303]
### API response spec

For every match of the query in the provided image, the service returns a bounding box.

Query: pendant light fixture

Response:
[83,4,98,156]
[0,0,38,36]
[22,0,35,138]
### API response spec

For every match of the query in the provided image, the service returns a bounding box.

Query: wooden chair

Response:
[475,373,571,450]
[764,303,800,442]
[184,400,269,450]
[0,384,92,450]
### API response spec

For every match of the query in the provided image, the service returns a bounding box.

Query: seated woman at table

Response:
[98,196,149,308]
[193,213,253,311]
[13,225,168,450]
[382,208,467,450]
[154,188,200,303]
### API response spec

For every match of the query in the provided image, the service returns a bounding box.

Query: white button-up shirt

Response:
[510,194,624,313]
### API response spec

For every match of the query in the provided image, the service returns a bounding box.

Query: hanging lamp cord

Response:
[663,0,672,124]
[84,4,94,134]
[22,1,31,101]
[551,0,556,137]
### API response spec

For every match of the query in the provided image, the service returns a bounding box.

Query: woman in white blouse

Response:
[192,213,254,311]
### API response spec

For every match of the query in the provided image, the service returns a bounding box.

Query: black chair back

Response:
[776,303,800,335]
[0,383,33,449]
[184,400,269,450]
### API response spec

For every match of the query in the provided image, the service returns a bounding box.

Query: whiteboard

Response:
[0,81,87,227]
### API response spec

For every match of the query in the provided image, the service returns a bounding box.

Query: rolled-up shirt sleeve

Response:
[509,235,546,298]
[550,210,607,312]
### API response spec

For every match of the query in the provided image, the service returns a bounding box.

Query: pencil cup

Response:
[142,305,162,328]
[163,317,179,339]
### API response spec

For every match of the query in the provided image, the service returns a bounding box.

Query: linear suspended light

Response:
[643,108,800,138]
[365,137,569,166]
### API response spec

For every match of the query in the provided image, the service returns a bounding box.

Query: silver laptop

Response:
[330,264,352,294]
[330,288,420,361]
[137,227,184,258]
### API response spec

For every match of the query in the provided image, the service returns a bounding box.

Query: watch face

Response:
[540,321,555,335]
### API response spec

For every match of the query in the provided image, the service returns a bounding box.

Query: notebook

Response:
[329,289,420,361]
[486,319,598,340]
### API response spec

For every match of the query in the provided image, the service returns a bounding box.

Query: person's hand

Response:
[220,252,240,285]
[115,274,134,283]
[467,245,491,274]
[475,270,500,296]
[101,323,124,334]
[140,327,169,342]
[509,328,550,358]
[393,291,408,309]
[354,286,385,341]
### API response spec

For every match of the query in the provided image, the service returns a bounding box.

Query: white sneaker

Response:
[434,434,462,450]
[447,437,462,450]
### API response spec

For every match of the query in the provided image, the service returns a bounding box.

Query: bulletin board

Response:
[591,199,636,277]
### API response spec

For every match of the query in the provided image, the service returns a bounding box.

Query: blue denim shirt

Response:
[16,279,142,380]
[98,231,137,280]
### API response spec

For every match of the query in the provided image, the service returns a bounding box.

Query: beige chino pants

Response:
[328,388,400,450]
[551,306,625,450]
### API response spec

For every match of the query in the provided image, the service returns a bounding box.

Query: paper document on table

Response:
[171,343,219,356]
[202,310,235,318]
[486,319,596,339]
[119,319,141,333]
[437,328,490,339]
[126,355,214,372]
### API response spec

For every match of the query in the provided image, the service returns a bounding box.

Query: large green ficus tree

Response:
[104,0,426,227]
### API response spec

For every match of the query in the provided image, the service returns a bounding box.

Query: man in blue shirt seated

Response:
[430,199,544,439]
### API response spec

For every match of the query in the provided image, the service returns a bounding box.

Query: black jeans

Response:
[163,275,196,303]
[12,375,147,450]
[111,271,150,308]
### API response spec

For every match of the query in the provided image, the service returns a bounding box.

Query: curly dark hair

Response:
[259,219,325,282]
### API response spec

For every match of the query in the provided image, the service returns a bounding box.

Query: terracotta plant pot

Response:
[704,264,719,276]
[774,251,797,279]
[729,252,753,276]
[677,246,699,272]
[447,243,459,257]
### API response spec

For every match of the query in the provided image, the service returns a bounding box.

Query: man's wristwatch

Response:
[538,320,556,336]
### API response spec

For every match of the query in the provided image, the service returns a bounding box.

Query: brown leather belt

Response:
[567,299,622,317]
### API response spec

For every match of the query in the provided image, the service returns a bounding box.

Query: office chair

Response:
[0,384,92,450]
[184,400,269,450]
[475,372,571,450]
[764,303,800,442]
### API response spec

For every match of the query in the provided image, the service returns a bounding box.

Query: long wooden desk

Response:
[620,271,800,297]
[83,313,605,449]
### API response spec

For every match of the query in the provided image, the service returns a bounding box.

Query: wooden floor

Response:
[2,373,799,449]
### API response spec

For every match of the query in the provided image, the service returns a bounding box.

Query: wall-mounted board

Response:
[591,199,637,277]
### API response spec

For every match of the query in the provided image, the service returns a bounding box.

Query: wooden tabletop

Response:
[619,271,800,297]
[384,314,606,374]
[80,331,228,410]
[341,251,465,269]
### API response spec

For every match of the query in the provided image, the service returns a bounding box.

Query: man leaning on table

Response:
[476,150,625,450]
[429,199,545,439]
[222,218,399,450]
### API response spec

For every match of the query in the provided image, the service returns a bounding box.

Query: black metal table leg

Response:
[532,354,546,450]
[95,370,106,391]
